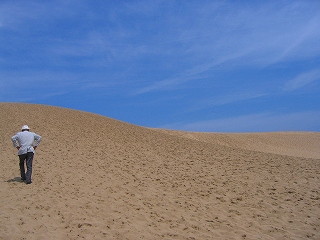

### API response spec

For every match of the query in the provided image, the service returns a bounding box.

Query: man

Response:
[11,125,42,184]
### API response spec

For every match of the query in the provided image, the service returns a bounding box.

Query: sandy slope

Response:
[158,130,320,159]
[1,103,319,240]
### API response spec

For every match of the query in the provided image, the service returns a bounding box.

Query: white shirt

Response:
[11,131,42,155]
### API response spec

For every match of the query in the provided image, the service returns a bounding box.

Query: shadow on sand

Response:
[7,177,24,183]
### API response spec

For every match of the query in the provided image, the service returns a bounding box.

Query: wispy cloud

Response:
[189,92,267,112]
[163,111,320,132]
[161,1,320,65]
[0,70,80,101]
[130,1,320,95]
[283,69,320,91]
[272,14,320,62]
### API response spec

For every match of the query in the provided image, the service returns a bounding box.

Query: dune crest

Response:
[1,103,319,240]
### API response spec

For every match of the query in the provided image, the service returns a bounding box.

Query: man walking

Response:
[11,125,42,184]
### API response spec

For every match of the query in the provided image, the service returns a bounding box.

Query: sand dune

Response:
[1,103,319,240]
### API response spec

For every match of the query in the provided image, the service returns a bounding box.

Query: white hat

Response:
[21,125,30,130]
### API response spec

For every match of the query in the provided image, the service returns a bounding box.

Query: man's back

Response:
[12,131,41,155]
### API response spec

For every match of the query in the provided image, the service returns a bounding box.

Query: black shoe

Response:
[21,178,26,181]
[26,181,32,184]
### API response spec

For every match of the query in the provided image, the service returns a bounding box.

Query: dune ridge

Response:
[1,103,319,240]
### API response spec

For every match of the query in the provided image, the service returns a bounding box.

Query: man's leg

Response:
[25,152,34,184]
[19,154,27,180]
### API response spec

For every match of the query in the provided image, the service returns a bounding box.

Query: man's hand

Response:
[34,146,37,150]
[16,146,20,150]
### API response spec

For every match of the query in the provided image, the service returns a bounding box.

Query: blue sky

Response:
[1,0,320,132]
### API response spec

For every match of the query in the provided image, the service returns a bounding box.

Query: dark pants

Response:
[19,152,34,183]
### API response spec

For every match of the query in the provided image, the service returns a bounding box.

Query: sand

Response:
[0,103,319,240]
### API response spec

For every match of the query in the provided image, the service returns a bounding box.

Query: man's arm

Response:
[11,134,19,148]
[34,134,42,148]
